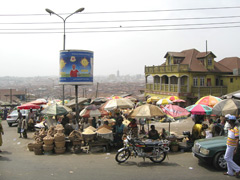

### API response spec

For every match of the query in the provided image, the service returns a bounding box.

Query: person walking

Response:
[224,115,240,177]
[17,109,23,138]
[0,119,4,152]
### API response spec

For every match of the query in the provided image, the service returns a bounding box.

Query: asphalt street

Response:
[0,120,230,180]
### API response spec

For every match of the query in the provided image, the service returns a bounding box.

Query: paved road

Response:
[0,120,228,180]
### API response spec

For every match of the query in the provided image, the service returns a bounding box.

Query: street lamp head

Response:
[75,8,85,13]
[45,8,55,15]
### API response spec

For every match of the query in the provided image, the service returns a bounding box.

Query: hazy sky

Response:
[0,0,240,77]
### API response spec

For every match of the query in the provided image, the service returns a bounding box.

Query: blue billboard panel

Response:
[59,50,94,85]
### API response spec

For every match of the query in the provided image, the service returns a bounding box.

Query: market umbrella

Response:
[41,103,72,116]
[195,95,222,108]
[107,96,122,100]
[173,99,186,103]
[18,103,40,110]
[161,104,190,119]
[156,98,173,105]
[28,100,47,105]
[185,104,212,115]
[212,99,240,116]
[129,104,165,118]
[80,105,108,118]
[161,104,190,132]
[146,96,161,103]
[167,96,179,101]
[129,104,165,132]
[103,98,134,111]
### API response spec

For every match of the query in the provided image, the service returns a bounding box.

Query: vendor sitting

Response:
[148,125,160,140]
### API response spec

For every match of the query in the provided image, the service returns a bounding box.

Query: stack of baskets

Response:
[54,131,66,154]
[43,134,54,153]
[32,137,44,155]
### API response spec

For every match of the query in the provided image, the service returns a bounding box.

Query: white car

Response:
[6,109,29,127]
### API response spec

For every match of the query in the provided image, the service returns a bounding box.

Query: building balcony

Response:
[145,64,189,74]
[146,83,227,98]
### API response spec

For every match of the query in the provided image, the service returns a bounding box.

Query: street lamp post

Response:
[45,8,84,105]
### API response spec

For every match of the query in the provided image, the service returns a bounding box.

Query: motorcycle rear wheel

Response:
[150,152,167,163]
[115,149,131,163]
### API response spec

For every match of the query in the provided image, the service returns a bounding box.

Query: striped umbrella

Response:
[195,95,222,108]
[185,104,212,115]
[212,99,240,116]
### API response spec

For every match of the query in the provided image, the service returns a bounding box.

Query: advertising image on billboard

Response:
[59,50,94,85]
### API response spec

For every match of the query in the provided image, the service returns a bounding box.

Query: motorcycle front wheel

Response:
[150,152,167,163]
[115,149,131,163]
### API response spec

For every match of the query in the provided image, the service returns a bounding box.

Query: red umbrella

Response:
[18,103,40,110]
[28,100,47,105]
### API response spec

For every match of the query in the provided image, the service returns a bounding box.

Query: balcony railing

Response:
[191,86,227,97]
[145,64,189,74]
[146,83,227,97]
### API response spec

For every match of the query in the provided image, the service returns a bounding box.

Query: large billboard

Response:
[59,50,94,85]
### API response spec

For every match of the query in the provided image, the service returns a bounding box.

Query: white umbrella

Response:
[104,98,134,111]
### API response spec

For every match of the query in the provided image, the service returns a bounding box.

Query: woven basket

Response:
[55,141,66,148]
[54,147,66,154]
[54,135,65,142]
[43,138,54,145]
[28,143,34,151]
[34,148,43,155]
[43,144,54,151]
[32,142,43,149]
[82,134,96,141]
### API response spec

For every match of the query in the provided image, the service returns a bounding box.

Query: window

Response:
[208,57,212,65]
[220,80,223,86]
[193,77,198,87]
[230,78,233,83]
[200,77,205,86]
[168,57,171,65]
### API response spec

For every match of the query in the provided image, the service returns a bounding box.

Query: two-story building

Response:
[145,49,240,105]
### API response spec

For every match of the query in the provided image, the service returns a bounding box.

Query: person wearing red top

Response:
[70,64,79,77]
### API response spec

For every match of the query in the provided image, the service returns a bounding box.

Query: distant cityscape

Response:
[0,73,145,103]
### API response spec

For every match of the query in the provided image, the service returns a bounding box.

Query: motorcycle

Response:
[115,134,170,163]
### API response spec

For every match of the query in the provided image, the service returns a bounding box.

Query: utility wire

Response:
[0,6,240,16]
[0,25,239,34]
[1,15,240,25]
[1,21,240,31]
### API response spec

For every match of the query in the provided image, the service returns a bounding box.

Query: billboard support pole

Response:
[75,85,79,124]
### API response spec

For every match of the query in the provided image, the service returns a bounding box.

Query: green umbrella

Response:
[41,103,72,116]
